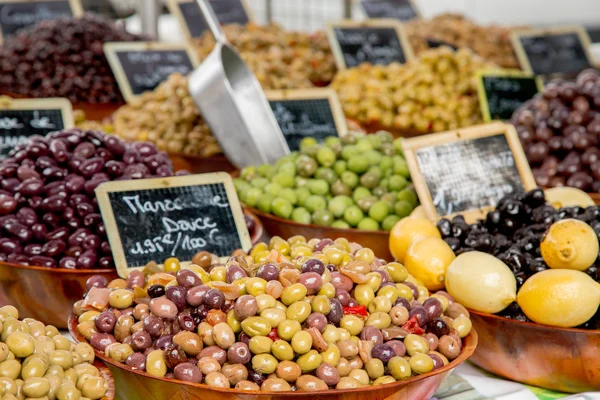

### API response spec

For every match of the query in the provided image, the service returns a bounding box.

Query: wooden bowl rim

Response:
[247,206,391,237]
[244,208,264,244]
[94,359,117,400]
[69,313,477,396]
[0,90,125,108]
[469,309,600,334]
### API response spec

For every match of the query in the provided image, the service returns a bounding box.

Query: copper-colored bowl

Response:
[248,207,393,261]
[69,313,477,400]
[590,192,600,204]
[93,360,117,400]
[168,153,236,175]
[469,309,600,393]
[245,208,265,244]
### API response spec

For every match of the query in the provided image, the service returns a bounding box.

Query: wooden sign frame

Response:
[0,0,83,44]
[327,19,414,70]
[265,88,349,141]
[0,97,74,127]
[360,0,422,21]
[511,26,594,76]
[476,68,544,122]
[96,173,251,277]
[166,0,254,42]
[103,41,200,103]
[402,122,537,223]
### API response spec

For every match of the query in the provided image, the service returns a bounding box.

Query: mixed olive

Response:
[73,238,473,391]
[0,305,108,399]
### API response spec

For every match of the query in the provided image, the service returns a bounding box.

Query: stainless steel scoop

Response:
[188,0,289,168]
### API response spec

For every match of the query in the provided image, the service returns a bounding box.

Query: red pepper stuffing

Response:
[267,328,280,341]
[343,305,368,317]
[402,315,425,335]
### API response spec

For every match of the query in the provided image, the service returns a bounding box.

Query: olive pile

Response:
[0,128,178,269]
[405,13,522,69]
[73,238,472,391]
[512,69,600,193]
[195,23,336,90]
[0,305,107,399]
[0,14,141,103]
[332,48,491,134]
[234,133,419,231]
[436,188,600,328]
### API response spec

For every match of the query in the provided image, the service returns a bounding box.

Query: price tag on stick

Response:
[476,69,543,122]
[104,42,199,103]
[96,173,251,277]
[0,0,83,44]
[361,0,420,21]
[402,122,537,223]
[167,0,252,41]
[512,26,594,78]
[328,19,414,70]
[0,98,73,159]
[266,88,348,151]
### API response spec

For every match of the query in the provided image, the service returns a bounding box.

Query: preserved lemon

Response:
[404,237,455,291]
[389,217,441,263]
[540,219,599,271]
[517,269,600,327]
[544,187,595,209]
[409,205,427,219]
[445,251,516,313]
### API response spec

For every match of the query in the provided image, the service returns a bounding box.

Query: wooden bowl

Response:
[93,360,117,400]
[168,153,236,175]
[69,313,477,400]
[590,192,600,205]
[469,310,600,393]
[245,208,264,245]
[248,207,393,261]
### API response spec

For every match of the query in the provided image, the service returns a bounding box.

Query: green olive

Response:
[368,296,392,313]
[53,336,71,351]
[291,331,313,355]
[281,284,308,305]
[226,310,242,333]
[322,325,340,344]
[56,383,81,400]
[80,375,108,399]
[336,376,361,389]
[396,283,414,301]
[0,360,21,380]
[320,343,340,366]
[277,319,301,341]
[252,354,278,374]
[452,316,472,338]
[337,357,351,377]
[209,267,227,282]
[353,284,374,306]
[365,358,385,379]
[389,305,409,326]
[21,357,47,379]
[232,278,248,296]
[271,340,294,361]
[286,302,311,323]
[405,334,429,356]
[255,294,277,313]
[73,364,98,380]
[5,332,34,358]
[366,312,391,329]
[249,336,273,355]
[22,377,50,398]
[146,350,167,377]
[339,315,364,336]
[387,356,411,379]
[274,301,287,312]
[373,375,396,385]
[318,283,336,298]
[246,278,268,297]
[310,295,331,315]
[409,353,434,374]
[386,263,408,283]
[260,308,286,328]
[377,285,399,303]
[108,289,134,309]
[296,350,322,372]
[365,272,382,292]
[241,317,272,337]
[0,343,8,363]
[348,369,369,385]
[108,344,133,363]
[337,327,351,341]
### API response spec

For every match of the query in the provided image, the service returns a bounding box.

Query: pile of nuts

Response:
[0,14,141,103]
[0,305,108,399]
[73,238,472,391]
[332,47,491,134]
[405,13,522,69]
[195,23,337,90]
[512,69,600,193]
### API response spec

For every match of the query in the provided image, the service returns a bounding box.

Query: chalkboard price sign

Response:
[512,27,593,77]
[328,20,413,69]
[0,0,83,43]
[266,89,348,151]
[104,42,199,103]
[0,98,73,159]
[96,173,251,277]
[167,0,252,40]
[477,69,543,121]
[361,0,419,21]
[402,122,537,223]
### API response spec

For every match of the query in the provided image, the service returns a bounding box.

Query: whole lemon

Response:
[445,251,516,313]
[517,269,600,328]
[544,187,595,209]
[540,219,599,271]
[404,237,455,291]
[389,217,440,263]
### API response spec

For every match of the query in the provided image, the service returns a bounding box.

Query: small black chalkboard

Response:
[361,0,419,21]
[168,0,251,40]
[477,70,543,121]
[513,27,593,77]
[425,38,458,50]
[267,89,347,151]
[104,42,198,103]
[96,173,251,276]
[0,0,82,42]
[329,21,413,69]
[402,123,537,223]
[0,98,73,159]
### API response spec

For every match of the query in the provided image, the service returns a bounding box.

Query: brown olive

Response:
[261,377,291,391]
[221,364,248,386]
[275,360,301,382]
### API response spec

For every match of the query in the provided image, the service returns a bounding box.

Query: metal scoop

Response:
[188,0,289,168]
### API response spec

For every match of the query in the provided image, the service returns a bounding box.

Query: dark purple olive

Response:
[371,344,395,363]
[301,258,325,274]
[125,353,147,371]
[86,275,108,291]
[166,286,188,310]
[226,265,248,283]
[428,318,450,337]
[422,297,443,320]
[327,298,343,325]
[147,284,166,298]
[204,288,225,309]
[94,311,116,333]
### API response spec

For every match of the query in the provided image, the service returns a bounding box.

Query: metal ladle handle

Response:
[196,0,228,44]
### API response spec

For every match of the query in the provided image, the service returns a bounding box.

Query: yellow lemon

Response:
[540,219,599,271]
[517,269,600,327]
[389,217,441,263]
[404,237,455,291]
[445,251,516,313]
[409,205,427,218]
[544,187,595,209]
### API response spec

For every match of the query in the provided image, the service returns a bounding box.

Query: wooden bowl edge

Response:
[469,309,600,334]
[94,360,117,400]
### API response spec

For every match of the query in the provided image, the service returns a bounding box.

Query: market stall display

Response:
[512,69,600,196]
[69,240,476,398]
[332,47,492,135]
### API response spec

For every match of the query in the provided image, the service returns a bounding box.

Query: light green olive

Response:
[365,358,385,379]
[386,263,408,283]
[281,284,308,306]
[320,343,340,366]
[260,308,286,328]
[277,319,301,341]
[274,301,287,311]
[368,296,392,314]
[373,375,396,385]
[365,272,382,292]
[80,375,108,399]
[377,285,399,303]
[452,316,472,338]
[241,317,272,337]
[348,369,369,385]
[49,350,73,370]
[252,354,278,374]
[409,353,434,374]
[337,357,351,377]
[108,289,134,309]
[271,340,294,361]
[249,336,273,355]
[291,331,313,355]
[6,332,34,358]
[255,294,277,313]
[395,283,414,301]
[310,295,331,314]
[405,334,429,356]
[337,328,351,341]
[318,283,336,298]
[146,350,167,377]
[387,356,411,379]
[286,301,312,323]
[107,344,133,363]
[0,360,21,380]
[22,377,50,398]
[296,350,322,372]
[353,284,374,306]
[366,312,391,329]
[340,315,364,336]
[21,357,47,379]
[226,310,242,333]
[322,325,340,344]
[246,278,268,297]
